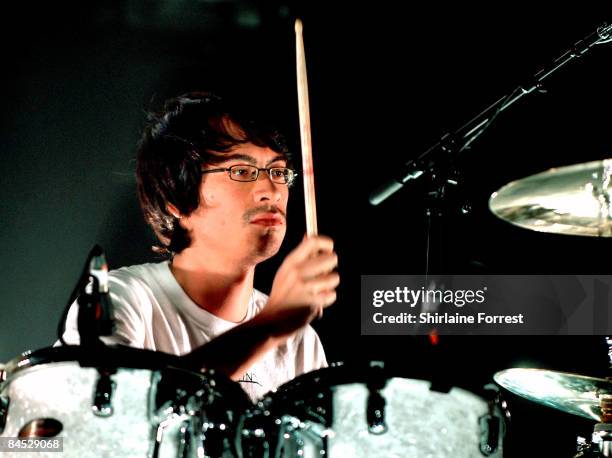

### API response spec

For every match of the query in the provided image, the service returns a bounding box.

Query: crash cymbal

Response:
[494,368,612,421]
[489,159,612,236]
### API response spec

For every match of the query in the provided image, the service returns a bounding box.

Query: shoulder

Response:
[107,261,172,316]
[109,261,169,294]
[110,261,169,283]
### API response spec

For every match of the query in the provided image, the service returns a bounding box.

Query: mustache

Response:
[243,206,287,223]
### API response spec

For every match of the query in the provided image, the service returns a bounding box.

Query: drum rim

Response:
[265,360,492,402]
[2,345,183,377]
[1,345,253,408]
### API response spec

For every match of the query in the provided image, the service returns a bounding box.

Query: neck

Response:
[170,247,256,323]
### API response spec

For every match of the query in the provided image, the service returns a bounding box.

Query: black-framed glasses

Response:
[201,164,298,185]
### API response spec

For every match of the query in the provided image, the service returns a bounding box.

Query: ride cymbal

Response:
[490,159,612,237]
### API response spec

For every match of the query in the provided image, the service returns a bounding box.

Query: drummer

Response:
[59,92,339,401]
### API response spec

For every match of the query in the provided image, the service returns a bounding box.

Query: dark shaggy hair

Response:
[136,91,290,256]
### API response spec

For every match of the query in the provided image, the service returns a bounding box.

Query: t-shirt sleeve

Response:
[295,324,328,374]
[54,274,147,348]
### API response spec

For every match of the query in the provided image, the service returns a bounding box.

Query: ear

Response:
[167,203,181,219]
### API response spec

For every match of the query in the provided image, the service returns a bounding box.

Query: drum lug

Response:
[92,370,116,417]
[367,374,389,435]
[478,413,501,456]
[366,389,387,435]
[0,395,9,434]
[178,421,192,458]
[479,384,505,456]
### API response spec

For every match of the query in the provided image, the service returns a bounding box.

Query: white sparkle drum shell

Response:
[0,346,250,458]
[256,362,506,458]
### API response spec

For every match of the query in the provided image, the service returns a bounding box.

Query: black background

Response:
[1,2,611,455]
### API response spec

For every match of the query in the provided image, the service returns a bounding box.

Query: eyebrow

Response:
[220,153,287,167]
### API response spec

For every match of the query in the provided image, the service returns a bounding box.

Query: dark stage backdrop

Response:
[1,2,611,456]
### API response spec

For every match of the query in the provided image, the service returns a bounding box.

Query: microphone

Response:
[368,160,424,206]
[77,245,115,344]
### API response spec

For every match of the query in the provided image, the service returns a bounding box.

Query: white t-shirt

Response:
[59,261,327,401]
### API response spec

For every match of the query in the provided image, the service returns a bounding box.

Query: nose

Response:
[253,170,283,203]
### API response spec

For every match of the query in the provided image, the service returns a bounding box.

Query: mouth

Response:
[250,213,284,226]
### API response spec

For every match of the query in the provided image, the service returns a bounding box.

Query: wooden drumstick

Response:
[295,19,323,318]
[295,18,318,238]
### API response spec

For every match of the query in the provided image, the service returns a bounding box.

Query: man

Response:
[60,92,339,401]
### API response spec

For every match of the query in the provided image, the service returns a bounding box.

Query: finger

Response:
[314,290,337,309]
[306,272,340,293]
[308,273,339,311]
[298,253,338,279]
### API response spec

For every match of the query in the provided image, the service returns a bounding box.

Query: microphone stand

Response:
[368,23,612,275]
[58,245,115,347]
[369,22,612,207]
[78,245,115,347]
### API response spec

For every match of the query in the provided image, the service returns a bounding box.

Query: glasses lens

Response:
[230,165,258,181]
[269,168,294,184]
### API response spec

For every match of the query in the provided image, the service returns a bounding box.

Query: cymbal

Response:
[489,159,612,236]
[494,368,612,421]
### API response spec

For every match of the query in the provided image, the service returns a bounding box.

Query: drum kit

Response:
[0,347,510,457]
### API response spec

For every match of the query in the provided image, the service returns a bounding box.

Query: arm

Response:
[181,235,339,379]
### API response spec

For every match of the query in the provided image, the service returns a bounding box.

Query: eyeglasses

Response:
[201,165,298,185]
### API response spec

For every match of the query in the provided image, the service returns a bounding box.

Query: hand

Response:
[262,235,339,332]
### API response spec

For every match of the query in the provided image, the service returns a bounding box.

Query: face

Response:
[181,143,290,266]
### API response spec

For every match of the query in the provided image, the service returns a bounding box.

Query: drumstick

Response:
[295,19,323,318]
[295,19,318,238]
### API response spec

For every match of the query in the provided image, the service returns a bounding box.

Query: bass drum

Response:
[240,361,507,458]
[0,345,251,458]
